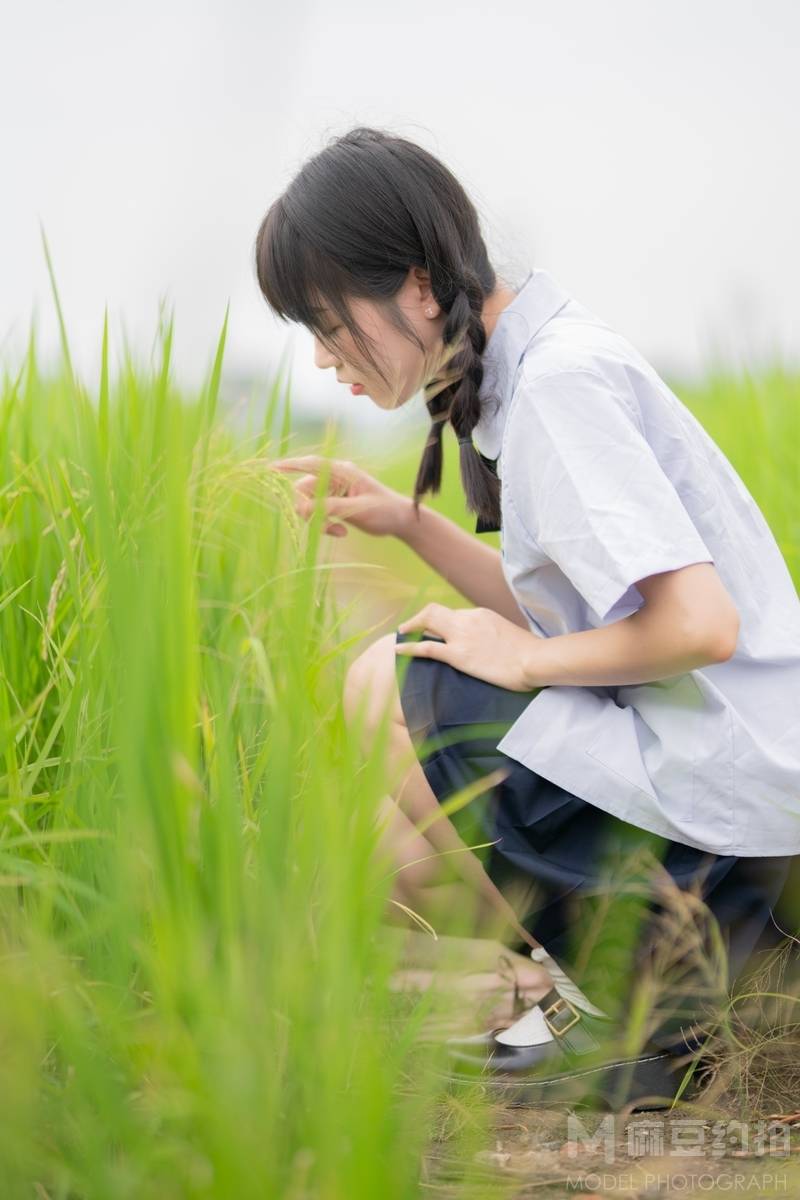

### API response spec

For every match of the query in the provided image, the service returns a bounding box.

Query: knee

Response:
[343,631,404,740]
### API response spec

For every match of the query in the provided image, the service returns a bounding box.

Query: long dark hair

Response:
[254,125,503,529]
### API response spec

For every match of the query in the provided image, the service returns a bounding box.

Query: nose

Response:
[312,334,340,372]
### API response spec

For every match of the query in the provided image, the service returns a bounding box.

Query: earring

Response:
[425,306,435,317]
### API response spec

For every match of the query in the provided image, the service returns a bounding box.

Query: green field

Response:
[2,262,799,1196]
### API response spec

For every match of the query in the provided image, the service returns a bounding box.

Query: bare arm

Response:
[395,499,529,629]
[521,563,740,688]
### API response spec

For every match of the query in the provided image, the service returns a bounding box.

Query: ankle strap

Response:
[538,986,612,1056]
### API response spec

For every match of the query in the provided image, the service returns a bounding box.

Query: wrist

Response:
[522,634,547,689]
[393,496,424,543]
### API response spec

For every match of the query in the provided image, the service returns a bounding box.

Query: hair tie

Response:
[457,436,473,447]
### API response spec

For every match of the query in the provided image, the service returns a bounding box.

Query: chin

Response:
[379,387,414,411]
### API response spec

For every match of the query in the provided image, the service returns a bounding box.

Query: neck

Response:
[481,281,519,343]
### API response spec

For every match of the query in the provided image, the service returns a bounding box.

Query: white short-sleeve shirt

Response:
[472,267,800,856]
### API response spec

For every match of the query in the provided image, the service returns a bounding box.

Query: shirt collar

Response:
[472,267,573,459]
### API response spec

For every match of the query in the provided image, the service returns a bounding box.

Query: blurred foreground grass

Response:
[1,263,799,1196]
[0,283,517,1196]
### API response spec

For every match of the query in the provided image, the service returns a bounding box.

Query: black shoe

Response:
[442,985,705,1111]
[446,978,614,1060]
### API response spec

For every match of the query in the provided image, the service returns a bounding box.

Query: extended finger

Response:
[265,455,329,473]
[397,602,451,636]
[270,464,348,536]
[295,474,319,498]
[294,492,347,535]
[394,637,450,662]
[325,493,382,519]
[270,458,354,499]
[289,475,319,521]
[295,492,376,525]
[267,455,355,481]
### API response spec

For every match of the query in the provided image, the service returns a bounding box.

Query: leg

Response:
[343,632,540,947]
[372,793,479,933]
[551,833,795,1059]
[638,852,795,1056]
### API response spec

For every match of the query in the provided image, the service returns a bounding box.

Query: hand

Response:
[395,603,542,692]
[264,454,412,539]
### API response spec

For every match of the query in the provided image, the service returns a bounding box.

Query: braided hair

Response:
[254,125,505,530]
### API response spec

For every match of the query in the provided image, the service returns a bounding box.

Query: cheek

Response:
[386,337,421,385]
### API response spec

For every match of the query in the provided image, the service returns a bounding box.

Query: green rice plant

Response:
[0,243,504,1198]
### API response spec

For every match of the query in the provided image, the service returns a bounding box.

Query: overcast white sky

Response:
[3,0,798,443]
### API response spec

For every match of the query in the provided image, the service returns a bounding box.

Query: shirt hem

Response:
[494,736,800,858]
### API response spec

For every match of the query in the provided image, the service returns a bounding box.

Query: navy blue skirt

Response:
[394,629,792,1047]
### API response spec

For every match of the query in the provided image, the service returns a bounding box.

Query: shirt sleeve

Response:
[503,367,715,623]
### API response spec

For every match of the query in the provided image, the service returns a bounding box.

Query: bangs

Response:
[254,199,366,355]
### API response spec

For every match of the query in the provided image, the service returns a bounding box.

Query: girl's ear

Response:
[410,265,436,307]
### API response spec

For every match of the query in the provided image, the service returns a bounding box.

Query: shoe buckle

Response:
[543,995,581,1037]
